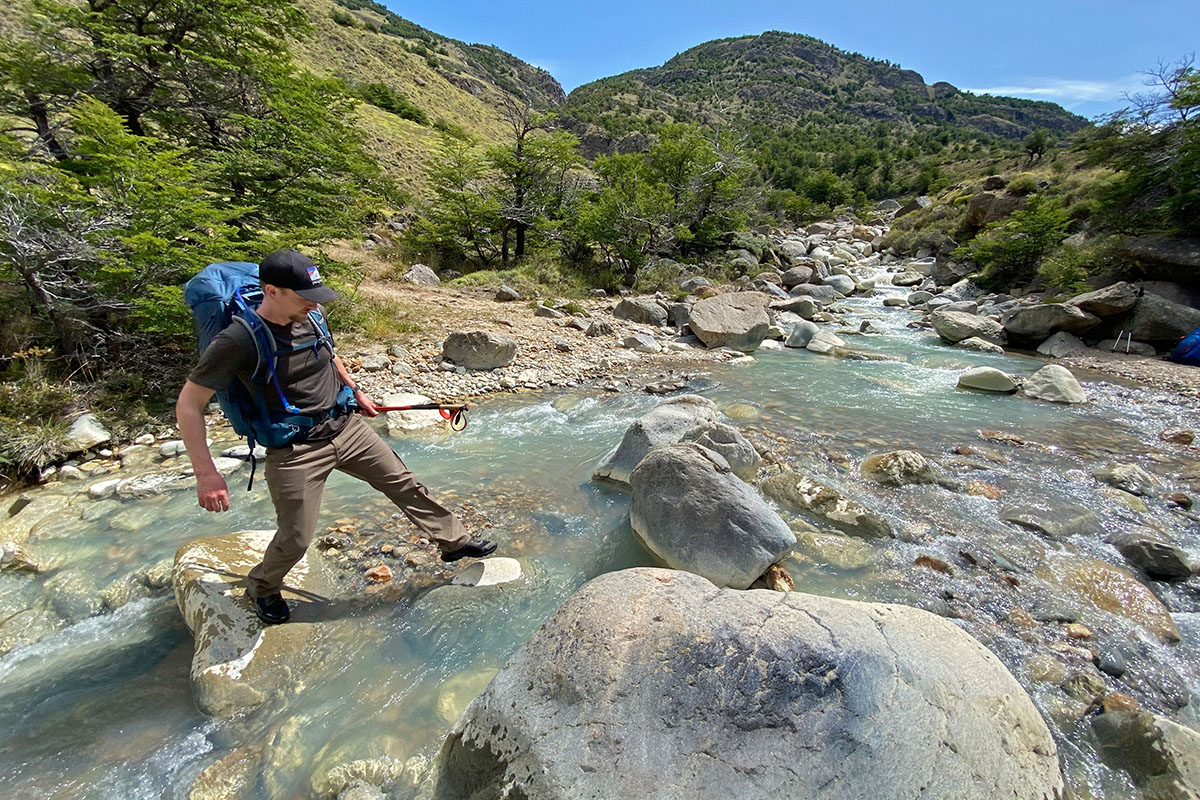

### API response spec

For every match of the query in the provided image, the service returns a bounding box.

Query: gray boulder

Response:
[63,413,111,453]
[1001,304,1100,340]
[965,191,1025,228]
[1126,293,1200,344]
[1092,462,1158,497]
[1110,533,1193,581]
[772,297,817,319]
[678,276,711,293]
[403,264,439,285]
[1122,236,1200,282]
[895,195,932,217]
[907,290,933,306]
[1067,281,1138,316]
[629,443,794,588]
[534,304,565,319]
[788,283,838,304]
[780,264,814,287]
[680,422,762,482]
[860,450,939,486]
[1093,710,1200,798]
[442,331,517,370]
[1022,364,1086,404]
[876,198,902,211]
[687,292,771,352]
[930,310,1006,346]
[430,568,1064,800]
[614,297,668,327]
[592,395,718,488]
[891,271,925,287]
[585,320,614,338]
[806,329,845,354]
[494,285,521,302]
[958,366,1018,393]
[822,274,856,295]
[785,320,819,348]
[1037,331,1087,358]
[956,337,1005,354]
[1095,338,1157,356]
[623,334,661,353]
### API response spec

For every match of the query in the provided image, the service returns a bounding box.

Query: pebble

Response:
[1066,623,1093,640]
[364,564,393,583]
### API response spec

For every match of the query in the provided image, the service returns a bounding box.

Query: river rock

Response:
[785,320,819,348]
[173,529,335,716]
[891,271,925,287]
[679,276,711,292]
[780,265,813,287]
[1036,331,1087,358]
[687,292,770,352]
[429,568,1064,800]
[906,290,933,306]
[0,541,38,573]
[592,395,718,488]
[958,366,1018,393]
[630,443,794,589]
[623,334,661,353]
[358,353,391,371]
[773,296,817,319]
[45,570,105,623]
[1067,282,1139,316]
[788,283,838,304]
[1021,364,1086,404]
[1093,710,1200,797]
[1127,293,1200,344]
[956,337,1005,354]
[883,296,908,307]
[403,264,439,285]
[805,329,846,355]
[822,274,855,295]
[1002,304,1100,340]
[680,421,762,482]
[930,310,1006,345]
[450,557,523,587]
[1110,532,1193,581]
[762,472,892,539]
[860,450,939,486]
[63,413,111,453]
[1000,502,1100,540]
[442,331,516,370]
[1046,555,1180,643]
[1092,462,1158,496]
[614,298,668,327]
[116,469,197,498]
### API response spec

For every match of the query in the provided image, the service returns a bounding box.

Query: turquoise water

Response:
[1,287,1197,798]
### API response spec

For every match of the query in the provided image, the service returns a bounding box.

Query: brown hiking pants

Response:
[247,414,470,597]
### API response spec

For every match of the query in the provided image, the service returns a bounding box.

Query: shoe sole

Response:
[255,610,290,625]
[442,543,497,563]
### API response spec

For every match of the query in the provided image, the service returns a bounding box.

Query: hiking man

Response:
[176,249,496,624]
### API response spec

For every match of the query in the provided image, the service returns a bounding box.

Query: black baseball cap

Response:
[259,250,339,303]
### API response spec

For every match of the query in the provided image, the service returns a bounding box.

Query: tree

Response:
[1023,128,1050,162]
[958,194,1071,286]
[412,135,504,267]
[576,153,674,284]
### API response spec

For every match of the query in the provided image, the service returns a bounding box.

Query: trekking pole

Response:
[1111,330,1124,352]
[370,402,470,431]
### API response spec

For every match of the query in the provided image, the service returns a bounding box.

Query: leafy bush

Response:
[330,9,355,26]
[357,83,429,125]
[1006,174,1040,196]
[956,194,1071,287]
[1038,236,1123,293]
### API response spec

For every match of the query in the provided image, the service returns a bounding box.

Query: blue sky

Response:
[382,0,1198,121]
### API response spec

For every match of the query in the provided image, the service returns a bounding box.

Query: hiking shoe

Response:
[254,592,290,624]
[441,538,497,563]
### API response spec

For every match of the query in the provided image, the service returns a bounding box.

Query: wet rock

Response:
[956,336,1005,354]
[860,450,938,487]
[0,494,71,546]
[0,608,62,657]
[785,319,819,348]
[188,745,263,800]
[1093,462,1158,496]
[0,541,39,573]
[1021,364,1086,404]
[364,564,393,583]
[680,421,762,482]
[1161,428,1196,445]
[450,557,522,587]
[1101,486,1149,512]
[1025,654,1067,684]
[891,271,925,287]
[1110,532,1193,581]
[965,481,1006,499]
[1065,623,1093,639]
[630,443,795,589]
[63,413,111,453]
[1092,711,1200,797]
[1061,671,1107,703]
[687,292,771,352]
[592,395,718,488]
[430,568,1065,800]
[382,392,443,432]
[436,669,500,726]
[762,472,892,539]
[1094,644,1128,678]
[44,571,105,623]
[915,554,953,575]
[173,530,336,716]
[442,331,517,369]
[794,531,875,570]
[1048,556,1180,643]
[1000,502,1100,540]
[100,573,154,610]
[957,366,1018,393]
[930,310,1006,345]
[1101,692,1141,714]
[109,504,158,531]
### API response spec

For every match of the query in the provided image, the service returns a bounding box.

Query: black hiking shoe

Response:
[441,538,497,563]
[254,592,290,625]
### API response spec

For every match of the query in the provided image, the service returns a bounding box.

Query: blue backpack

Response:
[184,262,353,488]
[1168,325,1200,366]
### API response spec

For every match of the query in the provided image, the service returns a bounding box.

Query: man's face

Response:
[264,285,319,323]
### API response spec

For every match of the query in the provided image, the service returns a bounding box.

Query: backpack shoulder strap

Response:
[230,311,274,383]
[308,308,335,353]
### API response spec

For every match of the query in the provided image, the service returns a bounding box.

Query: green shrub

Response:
[1038,237,1123,293]
[330,9,355,26]
[357,83,429,125]
[956,194,1070,287]
[1006,173,1040,196]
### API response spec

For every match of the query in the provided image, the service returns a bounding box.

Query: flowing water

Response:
[1,283,1198,798]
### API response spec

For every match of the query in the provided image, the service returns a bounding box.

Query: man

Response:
[176,249,496,624]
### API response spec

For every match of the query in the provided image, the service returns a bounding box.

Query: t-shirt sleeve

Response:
[188,324,257,392]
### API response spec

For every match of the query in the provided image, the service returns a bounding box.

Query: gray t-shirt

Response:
[189,311,349,441]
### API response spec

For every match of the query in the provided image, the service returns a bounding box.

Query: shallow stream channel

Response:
[2,284,1199,799]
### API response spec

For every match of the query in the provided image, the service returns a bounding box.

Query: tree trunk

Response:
[15,261,79,357]
[25,93,69,162]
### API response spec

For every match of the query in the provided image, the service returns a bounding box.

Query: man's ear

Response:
[261,284,279,298]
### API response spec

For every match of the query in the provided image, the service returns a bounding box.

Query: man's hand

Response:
[355,388,378,417]
[197,472,230,512]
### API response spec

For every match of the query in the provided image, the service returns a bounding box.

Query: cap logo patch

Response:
[307,265,322,285]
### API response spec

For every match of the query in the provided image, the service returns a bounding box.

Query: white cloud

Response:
[964,75,1144,105]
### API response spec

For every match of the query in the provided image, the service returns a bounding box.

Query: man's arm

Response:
[331,354,377,417]
[176,380,230,512]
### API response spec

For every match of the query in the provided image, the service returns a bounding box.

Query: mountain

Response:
[562,31,1089,156]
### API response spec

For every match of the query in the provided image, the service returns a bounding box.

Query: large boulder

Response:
[1022,364,1086,404]
[780,265,813,287]
[680,422,762,482]
[1041,555,1180,643]
[592,395,718,488]
[958,366,1018,393]
[894,195,932,217]
[964,191,1025,228]
[762,472,892,539]
[442,331,517,370]
[429,568,1065,800]
[1001,304,1100,340]
[1093,711,1200,798]
[785,320,819,348]
[629,443,794,588]
[173,530,335,717]
[403,264,440,285]
[1067,281,1139,316]
[788,283,839,304]
[932,259,976,286]
[613,297,668,327]
[1122,236,1200,283]
[1126,293,1200,345]
[1037,331,1087,358]
[822,274,856,295]
[930,310,1007,346]
[687,292,771,352]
